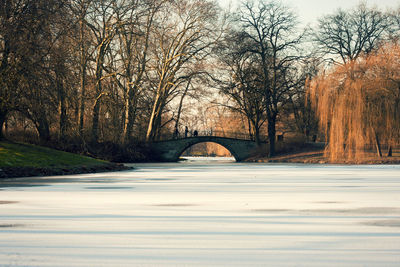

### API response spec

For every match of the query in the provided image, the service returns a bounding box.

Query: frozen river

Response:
[1,158,400,266]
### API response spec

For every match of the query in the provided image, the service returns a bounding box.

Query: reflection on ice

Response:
[1,162,400,266]
[181,156,236,163]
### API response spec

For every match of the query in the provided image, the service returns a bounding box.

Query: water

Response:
[1,159,400,266]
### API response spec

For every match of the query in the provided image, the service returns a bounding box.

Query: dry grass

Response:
[247,142,400,164]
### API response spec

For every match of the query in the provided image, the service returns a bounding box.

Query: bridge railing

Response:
[158,130,268,141]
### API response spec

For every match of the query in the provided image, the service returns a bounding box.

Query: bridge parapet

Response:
[158,130,268,142]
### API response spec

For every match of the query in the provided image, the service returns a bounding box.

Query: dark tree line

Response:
[0,0,223,149]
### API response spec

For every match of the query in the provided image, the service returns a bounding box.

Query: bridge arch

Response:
[177,139,239,161]
[150,136,260,162]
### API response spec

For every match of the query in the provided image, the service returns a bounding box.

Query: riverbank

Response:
[0,141,131,178]
[248,148,400,164]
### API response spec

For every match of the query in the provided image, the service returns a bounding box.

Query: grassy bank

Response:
[0,141,130,178]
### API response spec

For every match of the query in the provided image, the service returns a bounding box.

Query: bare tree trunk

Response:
[92,59,104,143]
[254,122,261,146]
[36,116,50,143]
[267,114,277,157]
[57,76,67,140]
[247,117,253,140]
[173,80,190,139]
[91,44,109,143]
[387,145,392,157]
[122,91,132,143]
[87,0,116,143]
[146,100,158,142]
[78,66,86,135]
[374,132,382,157]
[146,94,164,142]
[173,99,183,139]
[78,11,87,135]
[92,94,101,143]
[120,1,157,144]
[120,46,133,144]
[0,109,6,140]
[122,86,138,144]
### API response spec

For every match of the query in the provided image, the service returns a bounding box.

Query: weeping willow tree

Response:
[309,44,400,161]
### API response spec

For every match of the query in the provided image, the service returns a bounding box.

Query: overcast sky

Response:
[218,0,399,26]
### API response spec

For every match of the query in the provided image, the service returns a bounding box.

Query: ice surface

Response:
[1,160,400,266]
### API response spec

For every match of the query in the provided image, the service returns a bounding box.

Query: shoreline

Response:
[2,152,399,179]
[0,163,132,179]
[247,150,400,165]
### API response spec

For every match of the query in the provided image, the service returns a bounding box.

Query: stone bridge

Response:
[150,136,261,162]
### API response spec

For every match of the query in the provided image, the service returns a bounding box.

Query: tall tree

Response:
[26,1,71,142]
[0,0,39,139]
[236,0,303,156]
[114,0,162,144]
[283,58,320,140]
[216,30,267,145]
[86,0,119,143]
[145,0,222,141]
[68,0,94,136]
[0,0,18,139]
[311,3,393,159]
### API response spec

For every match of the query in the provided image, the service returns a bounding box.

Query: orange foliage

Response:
[309,43,400,161]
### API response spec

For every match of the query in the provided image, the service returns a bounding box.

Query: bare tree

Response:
[0,0,70,142]
[388,7,400,41]
[86,0,119,143]
[172,77,191,139]
[114,0,162,144]
[0,0,22,139]
[283,58,320,141]
[216,30,267,145]
[0,0,46,139]
[145,0,222,141]
[236,0,304,156]
[68,0,95,136]
[313,3,390,64]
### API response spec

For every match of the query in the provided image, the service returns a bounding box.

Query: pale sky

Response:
[219,0,400,26]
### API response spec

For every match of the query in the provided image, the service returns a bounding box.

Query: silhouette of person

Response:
[185,126,189,138]
[193,130,198,137]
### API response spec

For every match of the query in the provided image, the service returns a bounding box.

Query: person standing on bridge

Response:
[185,126,189,138]
[194,130,198,137]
